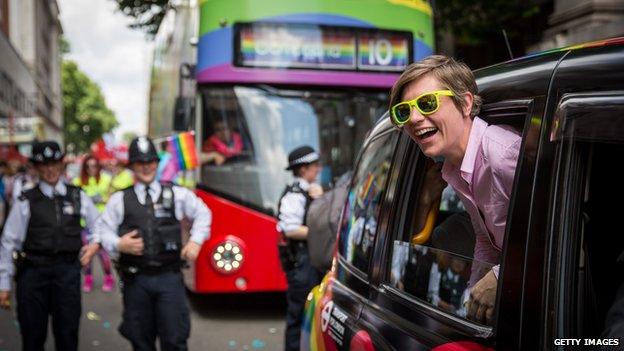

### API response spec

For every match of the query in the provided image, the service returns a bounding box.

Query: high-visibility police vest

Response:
[118,184,182,270]
[22,184,83,255]
[110,170,134,194]
[72,174,111,213]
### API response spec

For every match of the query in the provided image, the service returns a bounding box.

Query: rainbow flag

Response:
[167,132,199,171]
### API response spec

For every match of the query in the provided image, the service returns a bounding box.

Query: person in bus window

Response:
[201,121,243,166]
[277,145,324,351]
[389,55,521,325]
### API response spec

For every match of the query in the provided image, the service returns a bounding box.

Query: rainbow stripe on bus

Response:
[196,0,434,88]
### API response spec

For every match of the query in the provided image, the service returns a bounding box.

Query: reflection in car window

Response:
[391,241,493,318]
[338,131,397,274]
[389,181,498,327]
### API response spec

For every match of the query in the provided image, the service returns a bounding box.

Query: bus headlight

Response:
[211,240,244,274]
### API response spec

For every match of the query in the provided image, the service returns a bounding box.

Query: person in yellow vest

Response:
[73,155,115,292]
[103,157,134,193]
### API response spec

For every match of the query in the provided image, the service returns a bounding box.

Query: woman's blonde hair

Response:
[389,55,482,118]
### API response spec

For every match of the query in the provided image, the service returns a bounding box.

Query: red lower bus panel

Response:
[187,189,288,293]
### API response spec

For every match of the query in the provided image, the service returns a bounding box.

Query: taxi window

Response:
[387,118,524,329]
[337,131,397,275]
[389,198,494,321]
[556,142,624,340]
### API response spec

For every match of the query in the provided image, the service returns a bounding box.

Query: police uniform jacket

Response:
[277,177,312,234]
[0,181,100,290]
[95,180,212,261]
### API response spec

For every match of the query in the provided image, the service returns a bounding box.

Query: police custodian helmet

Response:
[286,145,320,170]
[128,136,159,164]
[30,140,64,164]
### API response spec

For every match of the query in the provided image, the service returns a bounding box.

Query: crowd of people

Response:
[0,137,212,351]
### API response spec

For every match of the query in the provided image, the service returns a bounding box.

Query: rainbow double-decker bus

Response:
[148,0,433,293]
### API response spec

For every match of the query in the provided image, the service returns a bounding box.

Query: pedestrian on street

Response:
[102,156,134,193]
[277,145,324,351]
[95,136,212,351]
[0,140,101,351]
[72,155,115,292]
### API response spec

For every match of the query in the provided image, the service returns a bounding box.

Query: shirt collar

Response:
[134,180,161,196]
[39,180,67,198]
[458,116,488,184]
[295,177,311,191]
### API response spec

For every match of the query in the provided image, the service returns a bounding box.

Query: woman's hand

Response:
[467,270,498,325]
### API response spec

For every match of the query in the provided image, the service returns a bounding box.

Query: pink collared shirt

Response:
[441,117,521,280]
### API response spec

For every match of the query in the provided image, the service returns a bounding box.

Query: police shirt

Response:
[277,177,311,233]
[95,180,212,259]
[0,181,100,291]
[11,173,37,204]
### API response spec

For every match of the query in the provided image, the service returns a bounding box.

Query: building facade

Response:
[529,0,624,52]
[0,0,63,155]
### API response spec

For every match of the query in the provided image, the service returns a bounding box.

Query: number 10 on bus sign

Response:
[358,34,409,72]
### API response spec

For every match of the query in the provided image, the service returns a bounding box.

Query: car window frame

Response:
[550,91,624,143]
[336,118,401,282]
[369,100,539,344]
[546,94,624,346]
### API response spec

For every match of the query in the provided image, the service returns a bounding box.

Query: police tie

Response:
[144,188,156,260]
[145,189,153,209]
[53,190,62,223]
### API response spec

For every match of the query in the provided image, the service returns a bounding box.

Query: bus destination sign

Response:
[236,23,411,72]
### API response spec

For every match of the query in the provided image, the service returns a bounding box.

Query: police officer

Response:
[277,145,324,351]
[95,136,211,351]
[0,140,101,351]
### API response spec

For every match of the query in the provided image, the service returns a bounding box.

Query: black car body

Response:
[301,37,624,350]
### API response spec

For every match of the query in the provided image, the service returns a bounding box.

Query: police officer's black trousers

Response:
[284,251,322,351]
[16,260,81,351]
[119,270,190,351]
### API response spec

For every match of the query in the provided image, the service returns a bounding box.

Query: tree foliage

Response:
[121,131,138,144]
[62,61,118,153]
[433,0,552,67]
[114,0,170,36]
[434,0,543,46]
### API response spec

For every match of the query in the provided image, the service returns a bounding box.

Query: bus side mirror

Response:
[173,96,194,131]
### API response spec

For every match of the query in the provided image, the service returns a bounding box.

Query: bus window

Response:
[200,89,253,166]
[198,85,387,215]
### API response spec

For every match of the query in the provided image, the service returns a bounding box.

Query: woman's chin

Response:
[420,147,440,159]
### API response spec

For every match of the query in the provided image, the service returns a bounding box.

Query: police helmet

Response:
[286,145,319,170]
[128,136,159,164]
[30,140,64,164]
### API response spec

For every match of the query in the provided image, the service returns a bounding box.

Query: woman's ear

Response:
[462,92,474,118]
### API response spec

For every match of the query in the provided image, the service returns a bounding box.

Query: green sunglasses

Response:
[391,90,455,126]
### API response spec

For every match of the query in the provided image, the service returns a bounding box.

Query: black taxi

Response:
[301,37,624,350]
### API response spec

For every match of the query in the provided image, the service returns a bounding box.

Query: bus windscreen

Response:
[199,85,388,215]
